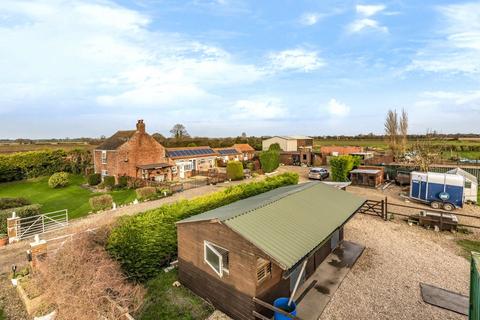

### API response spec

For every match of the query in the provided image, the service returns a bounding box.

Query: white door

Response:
[179,165,185,179]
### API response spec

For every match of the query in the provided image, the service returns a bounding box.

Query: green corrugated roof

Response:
[178,182,366,270]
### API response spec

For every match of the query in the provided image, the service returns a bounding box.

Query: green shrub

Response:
[103,176,115,189]
[226,161,244,181]
[330,155,357,182]
[0,204,42,234]
[259,150,280,173]
[87,173,101,186]
[106,172,299,282]
[89,194,113,212]
[117,176,128,189]
[268,143,282,151]
[136,187,158,201]
[48,172,69,189]
[0,197,31,210]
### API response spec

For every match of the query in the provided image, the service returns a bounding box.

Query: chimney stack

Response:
[136,119,145,133]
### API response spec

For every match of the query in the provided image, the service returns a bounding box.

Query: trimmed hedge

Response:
[226,161,244,181]
[117,176,128,189]
[0,197,31,210]
[259,150,280,173]
[48,172,69,188]
[103,176,115,189]
[0,204,42,234]
[330,155,359,182]
[87,173,101,186]
[136,187,157,201]
[89,194,113,212]
[106,172,299,282]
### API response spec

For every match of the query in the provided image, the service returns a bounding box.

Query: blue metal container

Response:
[273,297,297,320]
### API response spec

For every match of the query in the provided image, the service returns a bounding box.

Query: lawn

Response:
[457,239,480,259]
[0,175,136,219]
[137,270,214,320]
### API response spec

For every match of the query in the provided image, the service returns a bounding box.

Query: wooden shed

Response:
[350,166,384,188]
[176,182,365,320]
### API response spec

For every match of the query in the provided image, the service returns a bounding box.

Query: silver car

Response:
[308,167,329,180]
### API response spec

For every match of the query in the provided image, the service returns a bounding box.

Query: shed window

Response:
[256,258,272,283]
[204,241,229,277]
[101,151,107,164]
[465,181,472,189]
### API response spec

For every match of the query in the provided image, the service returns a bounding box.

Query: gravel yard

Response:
[320,185,478,320]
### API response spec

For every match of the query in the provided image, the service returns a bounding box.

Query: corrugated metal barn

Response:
[176,182,365,320]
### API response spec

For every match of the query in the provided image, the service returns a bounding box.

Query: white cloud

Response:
[299,12,322,26]
[356,4,386,17]
[407,3,480,74]
[231,98,287,120]
[268,49,325,72]
[327,98,350,117]
[417,91,480,110]
[0,0,265,111]
[348,4,388,34]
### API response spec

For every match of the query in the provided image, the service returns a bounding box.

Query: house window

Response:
[256,258,272,283]
[302,154,307,160]
[204,241,229,277]
[184,161,194,171]
[101,151,107,164]
[101,169,108,177]
[465,181,472,189]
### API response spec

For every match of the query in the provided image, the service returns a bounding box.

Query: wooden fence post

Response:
[384,196,388,221]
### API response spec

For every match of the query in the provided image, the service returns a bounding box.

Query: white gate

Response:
[15,209,69,240]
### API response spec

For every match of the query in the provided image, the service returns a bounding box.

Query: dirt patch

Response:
[0,274,29,320]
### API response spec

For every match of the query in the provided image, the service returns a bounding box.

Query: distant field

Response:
[0,142,97,154]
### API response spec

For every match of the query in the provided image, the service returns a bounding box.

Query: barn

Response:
[176,182,365,320]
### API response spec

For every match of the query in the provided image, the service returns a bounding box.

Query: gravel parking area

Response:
[321,189,474,320]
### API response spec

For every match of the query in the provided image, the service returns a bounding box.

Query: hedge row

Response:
[0,197,31,210]
[106,172,299,282]
[0,204,42,235]
[259,150,280,173]
[226,161,244,181]
[0,149,91,183]
[330,155,360,182]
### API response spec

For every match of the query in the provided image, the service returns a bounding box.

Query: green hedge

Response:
[0,204,42,234]
[330,155,360,182]
[226,161,244,181]
[87,173,101,186]
[259,150,280,173]
[0,198,31,210]
[103,176,115,189]
[106,172,299,282]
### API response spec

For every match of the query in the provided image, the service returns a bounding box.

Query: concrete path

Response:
[294,241,365,320]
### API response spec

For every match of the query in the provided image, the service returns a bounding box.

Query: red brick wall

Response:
[94,131,168,180]
[320,146,363,155]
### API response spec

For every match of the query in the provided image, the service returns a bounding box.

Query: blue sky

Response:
[0,0,479,138]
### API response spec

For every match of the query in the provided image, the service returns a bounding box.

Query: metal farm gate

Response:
[15,209,69,240]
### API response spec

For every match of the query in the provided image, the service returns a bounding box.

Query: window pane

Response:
[205,246,221,273]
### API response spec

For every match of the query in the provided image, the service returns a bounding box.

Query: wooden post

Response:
[7,212,19,243]
[384,197,388,221]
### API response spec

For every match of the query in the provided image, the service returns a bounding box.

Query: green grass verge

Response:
[0,175,136,220]
[457,239,480,259]
[0,308,5,320]
[137,270,213,320]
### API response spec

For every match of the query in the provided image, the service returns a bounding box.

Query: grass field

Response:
[138,270,213,320]
[0,175,136,219]
[0,142,97,154]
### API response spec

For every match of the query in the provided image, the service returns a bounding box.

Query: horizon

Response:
[1,0,479,138]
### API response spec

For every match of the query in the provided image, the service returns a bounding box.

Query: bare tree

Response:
[384,109,399,159]
[169,124,190,140]
[410,134,442,171]
[399,108,409,155]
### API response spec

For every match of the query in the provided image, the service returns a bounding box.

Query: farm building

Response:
[234,144,256,161]
[177,182,365,320]
[350,166,384,188]
[317,146,363,165]
[446,168,478,203]
[166,146,219,179]
[262,136,313,152]
[93,120,174,182]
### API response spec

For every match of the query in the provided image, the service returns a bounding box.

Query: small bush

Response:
[103,176,115,189]
[117,176,128,189]
[89,194,113,212]
[87,173,101,186]
[226,161,244,181]
[268,143,282,151]
[259,150,280,173]
[136,187,158,201]
[0,197,31,210]
[330,155,357,182]
[0,204,42,234]
[48,172,69,189]
[107,172,299,282]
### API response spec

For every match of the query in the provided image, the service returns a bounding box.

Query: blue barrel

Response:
[273,297,297,320]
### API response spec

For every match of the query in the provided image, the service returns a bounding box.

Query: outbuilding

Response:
[176,182,365,320]
[446,168,478,204]
[350,166,384,188]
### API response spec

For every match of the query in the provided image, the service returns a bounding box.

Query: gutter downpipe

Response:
[288,259,308,307]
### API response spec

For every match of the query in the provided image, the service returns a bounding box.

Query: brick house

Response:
[93,120,174,182]
[166,146,219,179]
[234,144,256,161]
[214,147,242,163]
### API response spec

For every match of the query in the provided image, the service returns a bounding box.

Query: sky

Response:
[0,0,479,138]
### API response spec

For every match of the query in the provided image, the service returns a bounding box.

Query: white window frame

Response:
[204,241,229,277]
[101,169,108,177]
[101,151,107,164]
